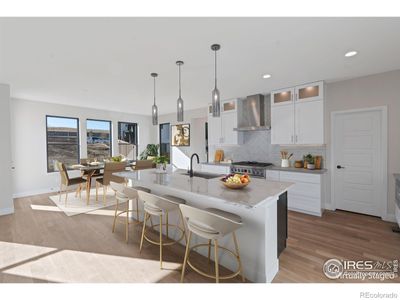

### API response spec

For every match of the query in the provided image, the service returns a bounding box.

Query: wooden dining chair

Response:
[132,159,155,170]
[95,162,126,205]
[56,161,87,206]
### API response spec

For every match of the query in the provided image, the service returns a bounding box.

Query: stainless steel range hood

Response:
[233,94,271,131]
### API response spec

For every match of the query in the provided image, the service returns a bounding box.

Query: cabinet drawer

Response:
[280,171,321,184]
[266,170,280,181]
[288,181,321,198]
[288,193,321,215]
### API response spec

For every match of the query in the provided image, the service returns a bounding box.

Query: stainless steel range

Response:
[230,161,273,178]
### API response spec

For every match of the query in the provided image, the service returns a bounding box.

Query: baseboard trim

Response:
[382,213,396,223]
[0,207,15,216]
[13,187,57,199]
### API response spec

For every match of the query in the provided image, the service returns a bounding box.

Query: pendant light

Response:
[211,44,221,117]
[176,60,184,122]
[151,73,158,125]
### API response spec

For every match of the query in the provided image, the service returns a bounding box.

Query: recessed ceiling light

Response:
[345,50,358,57]
[262,74,272,79]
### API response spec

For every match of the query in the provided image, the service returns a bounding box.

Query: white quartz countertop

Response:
[115,168,293,209]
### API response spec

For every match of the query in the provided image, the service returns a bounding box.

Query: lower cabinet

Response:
[277,191,288,257]
[266,170,325,216]
[200,164,230,175]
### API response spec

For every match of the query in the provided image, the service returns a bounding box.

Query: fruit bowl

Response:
[221,180,250,189]
[221,173,250,190]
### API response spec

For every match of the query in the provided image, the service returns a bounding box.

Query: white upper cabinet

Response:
[271,103,295,144]
[295,100,324,144]
[271,81,324,145]
[207,99,243,146]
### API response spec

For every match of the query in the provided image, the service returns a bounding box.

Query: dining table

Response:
[71,161,136,205]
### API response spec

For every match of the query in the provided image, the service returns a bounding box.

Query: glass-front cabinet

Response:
[271,87,295,106]
[295,81,324,102]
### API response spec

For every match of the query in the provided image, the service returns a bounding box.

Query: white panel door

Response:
[295,100,324,144]
[271,104,294,144]
[333,110,383,217]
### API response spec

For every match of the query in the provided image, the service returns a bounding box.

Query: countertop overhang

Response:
[115,168,293,209]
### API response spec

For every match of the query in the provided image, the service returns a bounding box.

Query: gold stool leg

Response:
[214,239,219,283]
[112,197,119,233]
[139,212,148,253]
[95,181,98,202]
[232,232,245,282]
[136,198,140,222]
[179,210,188,244]
[65,187,68,206]
[125,199,129,243]
[207,239,212,265]
[103,185,107,206]
[159,214,163,269]
[180,231,192,283]
[166,212,169,239]
[59,184,63,202]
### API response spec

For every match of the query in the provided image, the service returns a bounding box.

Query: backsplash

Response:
[209,131,326,168]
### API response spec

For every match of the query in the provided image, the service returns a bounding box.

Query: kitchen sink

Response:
[180,171,222,179]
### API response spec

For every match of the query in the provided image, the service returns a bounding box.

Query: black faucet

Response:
[189,153,200,177]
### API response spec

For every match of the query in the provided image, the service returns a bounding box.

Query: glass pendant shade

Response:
[151,72,158,125]
[176,61,184,122]
[152,104,158,125]
[211,44,221,117]
[177,97,184,122]
[212,87,220,117]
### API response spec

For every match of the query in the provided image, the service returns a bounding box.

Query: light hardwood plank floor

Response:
[0,193,399,283]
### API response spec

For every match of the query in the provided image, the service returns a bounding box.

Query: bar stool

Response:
[137,191,187,269]
[179,205,245,283]
[109,182,151,243]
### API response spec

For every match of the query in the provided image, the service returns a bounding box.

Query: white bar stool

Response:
[179,205,245,283]
[110,182,150,243]
[137,191,187,269]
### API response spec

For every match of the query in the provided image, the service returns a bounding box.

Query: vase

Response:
[156,163,167,173]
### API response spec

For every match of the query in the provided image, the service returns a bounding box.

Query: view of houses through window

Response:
[86,119,112,160]
[46,116,80,172]
[118,122,138,160]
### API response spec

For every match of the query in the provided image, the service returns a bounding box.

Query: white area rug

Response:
[48,188,124,216]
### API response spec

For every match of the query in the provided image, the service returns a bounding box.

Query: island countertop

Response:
[115,168,293,209]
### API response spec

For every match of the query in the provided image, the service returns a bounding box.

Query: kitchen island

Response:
[116,168,293,283]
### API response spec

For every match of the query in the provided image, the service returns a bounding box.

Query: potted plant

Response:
[139,144,159,160]
[304,154,315,170]
[153,155,169,173]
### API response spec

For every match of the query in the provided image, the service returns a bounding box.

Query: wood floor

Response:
[0,193,399,283]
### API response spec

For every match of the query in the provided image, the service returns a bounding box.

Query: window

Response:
[159,123,170,160]
[118,122,138,160]
[46,116,80,172]
[86,119,112,160]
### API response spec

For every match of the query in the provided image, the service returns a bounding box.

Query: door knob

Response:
[336,165,345,169]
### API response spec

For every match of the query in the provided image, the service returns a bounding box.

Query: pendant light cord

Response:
[153,76,156,105]
[214,50,217,88]
[178,63,182,98]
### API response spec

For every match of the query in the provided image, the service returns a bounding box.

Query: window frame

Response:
[46,115,80,173]
[86,118,113,158]
[117,121,138,157]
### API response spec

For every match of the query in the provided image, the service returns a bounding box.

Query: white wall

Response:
[0,84,14,215]
[325,70,400,220]
[158,108,208,170]
[10,98,156,197]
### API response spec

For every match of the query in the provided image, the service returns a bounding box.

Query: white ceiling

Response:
[1,17,400,116]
